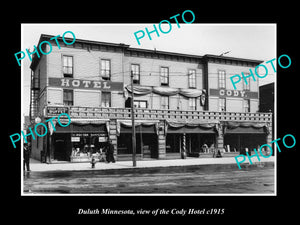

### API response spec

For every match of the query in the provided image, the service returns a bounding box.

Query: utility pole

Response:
[130,71,137,167]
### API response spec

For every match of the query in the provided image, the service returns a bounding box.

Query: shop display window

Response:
[70,133,108,161]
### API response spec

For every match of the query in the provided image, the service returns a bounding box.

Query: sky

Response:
[21,23,276,116]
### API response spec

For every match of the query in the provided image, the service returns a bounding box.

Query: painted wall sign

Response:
[209,88,258,99]
[48,77,123,91]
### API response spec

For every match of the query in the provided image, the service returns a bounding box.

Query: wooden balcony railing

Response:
[50,106,272,123]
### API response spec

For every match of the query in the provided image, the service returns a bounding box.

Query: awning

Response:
[120,124,156,134]
[167,126,215,134]
[166,120,218,134]
[116,120,159,135]
[224,121,269,134]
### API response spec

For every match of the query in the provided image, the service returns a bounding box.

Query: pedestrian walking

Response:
[23,143,31,172]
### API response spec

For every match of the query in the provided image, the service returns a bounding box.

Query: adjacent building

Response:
[29,34,273,162]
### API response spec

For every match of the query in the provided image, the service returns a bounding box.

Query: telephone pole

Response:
[130,71,137,167]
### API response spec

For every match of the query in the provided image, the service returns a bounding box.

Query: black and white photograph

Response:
[4,5,299,221]
[20,23,276,195]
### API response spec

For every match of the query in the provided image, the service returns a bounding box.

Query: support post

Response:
[130,71,136,167]
[181,133,186,159]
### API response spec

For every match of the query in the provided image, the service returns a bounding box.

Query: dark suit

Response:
[106,142,115,163]
[24,146,31,171]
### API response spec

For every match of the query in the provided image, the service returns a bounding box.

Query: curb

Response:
[25,161,274,176]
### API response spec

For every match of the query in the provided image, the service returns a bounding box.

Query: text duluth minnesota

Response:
[78,208,224,215]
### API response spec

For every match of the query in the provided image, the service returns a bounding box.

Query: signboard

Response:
[46,106,69,116]
[71,137,80,142]
[209,89,258,99]
[71,133,108,142]
[99,137,108,142]
[48,77,123,91]
[72,133,89,137]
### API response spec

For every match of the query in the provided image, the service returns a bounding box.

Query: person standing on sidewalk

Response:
[91,155,96,168]
[23,143,31,172]
[106,140,115,163]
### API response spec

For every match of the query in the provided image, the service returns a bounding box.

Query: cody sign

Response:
[209,88,258,99]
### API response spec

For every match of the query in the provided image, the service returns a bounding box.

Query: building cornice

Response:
[30,34,263,70]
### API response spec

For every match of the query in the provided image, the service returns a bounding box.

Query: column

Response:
[266,122,273,154]
[108,119,118,160]
[181,133,186,159]
[215,123,224,151]
[158,120,166,159]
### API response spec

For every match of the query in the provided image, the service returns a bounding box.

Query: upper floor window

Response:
[243,99,250,112]
[243,73,250,90]
[219,98,226,112]
[161,96,169,110]
[63,89,73,106]
[63,56,73,77]
[160,67,169,86]
[101,59,111,80]
[32,69,40,89]
[131,64,140,84]
[134,100,147,108]
[188,69,196,88]
[189,98,196,110]
[218,70,226,89]
[101,92,111,108]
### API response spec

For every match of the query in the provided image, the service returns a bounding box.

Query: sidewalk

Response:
[28,156,275,172]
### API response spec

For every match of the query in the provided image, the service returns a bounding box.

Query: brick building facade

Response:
[29,34,272,163]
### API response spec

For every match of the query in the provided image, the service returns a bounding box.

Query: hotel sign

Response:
[209,89,258,99]
[48,78,123,91]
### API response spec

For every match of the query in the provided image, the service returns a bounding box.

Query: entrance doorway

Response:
[53,133,71,161]
[140,133,158,159]
[117,133,158,159]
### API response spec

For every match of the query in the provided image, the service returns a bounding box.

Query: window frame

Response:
[100,59,111,80]
[131,64,140,84]
[218,70,226,89]
[188,97,196,110]
[243,72,251,90]
[219,98,226,112]
[161,96,169,110]
[63,89,74,106]
[160,66,169,86]
[243,99,250,112]
[133,100,148,109]
[188,69,196,88]
[62,55,73,78]
[101,92,111,108]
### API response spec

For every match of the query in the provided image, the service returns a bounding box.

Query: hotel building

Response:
[29,34,272,162]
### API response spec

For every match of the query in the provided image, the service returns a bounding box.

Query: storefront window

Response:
[70,133,108,160]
